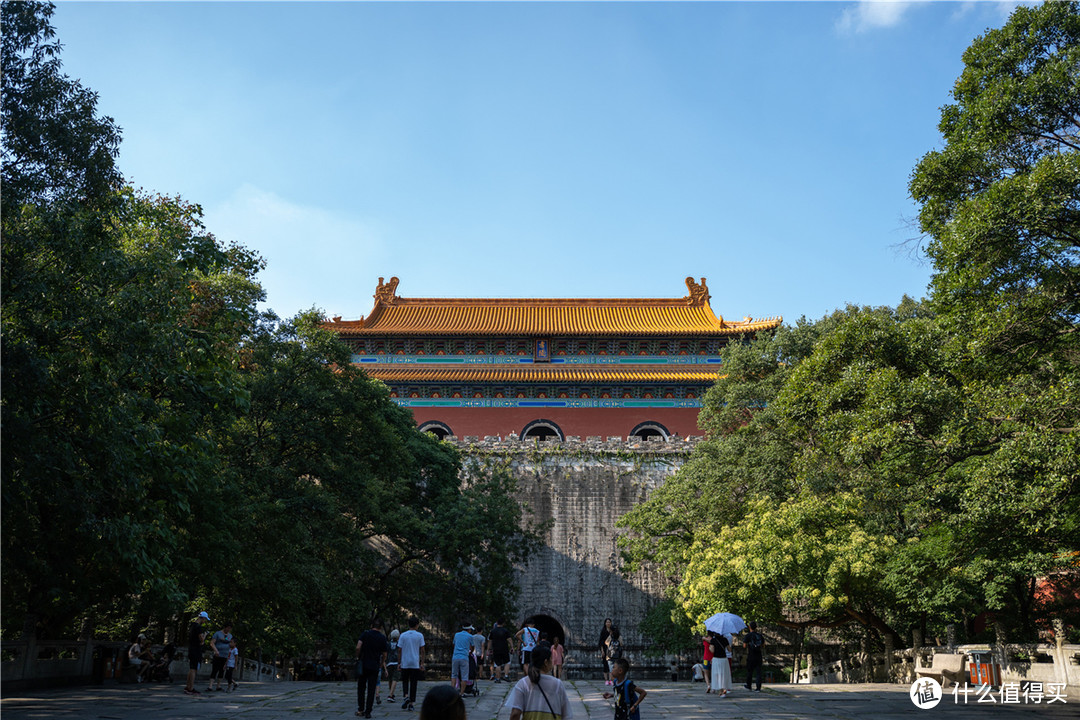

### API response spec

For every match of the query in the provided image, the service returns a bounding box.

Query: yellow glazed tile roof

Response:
[327,277,782,337]
[362,365,722,384]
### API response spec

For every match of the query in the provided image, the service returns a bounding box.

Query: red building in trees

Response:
[326,277,781,440]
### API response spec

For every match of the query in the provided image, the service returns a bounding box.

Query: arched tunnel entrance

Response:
[524,613,566,646]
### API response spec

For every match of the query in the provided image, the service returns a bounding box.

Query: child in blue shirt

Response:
[603,657,647,720]
[225,638,239,692]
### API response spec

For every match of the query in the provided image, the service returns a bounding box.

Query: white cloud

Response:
[836,1,914,34]
[950,2,977,21]
[204,184,385,320]
[952,1,1037,24]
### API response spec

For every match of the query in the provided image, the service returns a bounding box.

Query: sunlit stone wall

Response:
[455,435,698,677]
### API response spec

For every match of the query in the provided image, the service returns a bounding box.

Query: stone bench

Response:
[915,653,966,688]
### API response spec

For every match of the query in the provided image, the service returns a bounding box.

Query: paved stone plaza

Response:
[1,679,1074,720]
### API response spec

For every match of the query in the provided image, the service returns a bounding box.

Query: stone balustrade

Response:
[791,643,1080,699]
[1,639,285,692]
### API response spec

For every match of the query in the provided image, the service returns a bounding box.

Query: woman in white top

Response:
[507,645,573,720]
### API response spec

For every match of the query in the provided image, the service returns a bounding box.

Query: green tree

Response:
[618,314,842,583]
[621,1,1080,649]
[2,188,264,638]
[910,1,1079,361]
[636,598,698,658]
[2,1,539,652]
[627,305,968,642]
[200,313,536,655]
[1,1,120,208]
[909,0,1080,638]
[677,491,900,643]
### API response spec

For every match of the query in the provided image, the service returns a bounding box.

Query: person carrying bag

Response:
[506,645,573,720]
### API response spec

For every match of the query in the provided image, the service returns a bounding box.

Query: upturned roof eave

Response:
[324,276,782,337]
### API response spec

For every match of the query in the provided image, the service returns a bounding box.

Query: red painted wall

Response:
[407,406,703,439]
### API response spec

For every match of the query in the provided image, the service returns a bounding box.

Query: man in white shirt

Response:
[396,616,425,711]
[515,620,539,674]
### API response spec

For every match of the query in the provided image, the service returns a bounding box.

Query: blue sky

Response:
[50,1,1029,324]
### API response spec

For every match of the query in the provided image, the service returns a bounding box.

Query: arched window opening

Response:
[417,421,453,440]
[629,421,670,441]
[521,419,564,442]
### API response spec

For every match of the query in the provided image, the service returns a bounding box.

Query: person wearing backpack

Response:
[742,622,766,692]
[385,628,401,702]
[605,628,623,666]
[602,657,647,720]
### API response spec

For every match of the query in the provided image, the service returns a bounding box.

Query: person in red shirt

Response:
[701,634,714,694]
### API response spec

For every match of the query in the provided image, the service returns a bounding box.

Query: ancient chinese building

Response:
[326,276,781,440]
[325,278,782,675]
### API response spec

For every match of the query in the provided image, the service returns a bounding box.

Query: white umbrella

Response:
[704,612,746,636]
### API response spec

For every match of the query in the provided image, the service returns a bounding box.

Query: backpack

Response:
[614,679,640,720]
[608,638,623,660]
[747,633,763,650]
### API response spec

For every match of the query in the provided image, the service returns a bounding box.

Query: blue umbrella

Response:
[704,612,746,636]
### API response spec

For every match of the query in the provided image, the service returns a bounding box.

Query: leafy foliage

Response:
[621,1,1079,646]
[2,184,264,637]
[1,1,535,651]
[908,0,1080,639]
[1,1,120,207]
[200,314,538,654]
[636,598,698,658]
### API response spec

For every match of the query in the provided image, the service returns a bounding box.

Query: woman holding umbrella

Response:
[708,632,731,697]
[703,612,745,699]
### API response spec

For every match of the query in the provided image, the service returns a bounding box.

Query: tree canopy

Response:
[1,1,534,653]
[621,0,1079,647]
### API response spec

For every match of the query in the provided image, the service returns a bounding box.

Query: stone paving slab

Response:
[1,679,1075,720]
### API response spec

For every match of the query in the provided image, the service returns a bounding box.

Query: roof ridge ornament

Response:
[685,276,710,306]
[375,276,400,306]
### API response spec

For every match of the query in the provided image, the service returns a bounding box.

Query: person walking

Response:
[506,645,573,720]
[488,619,513,683]
[451,622,474,695]
[550,636,564,679]
[602,658,647,720]
[709,632,731,698]
[466,624,485,696]
[598,618,614,685]
[208,621,233,691]
[742,622,766,691]
[386,628,401,702]
[398,616,426,711]
[701,633,714,694]
[355,618,388,718]
[183,611,209,696]
[515,620,539,675]
[225,638,239,692]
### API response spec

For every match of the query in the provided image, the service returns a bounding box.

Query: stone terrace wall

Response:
[451,435,699,678]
